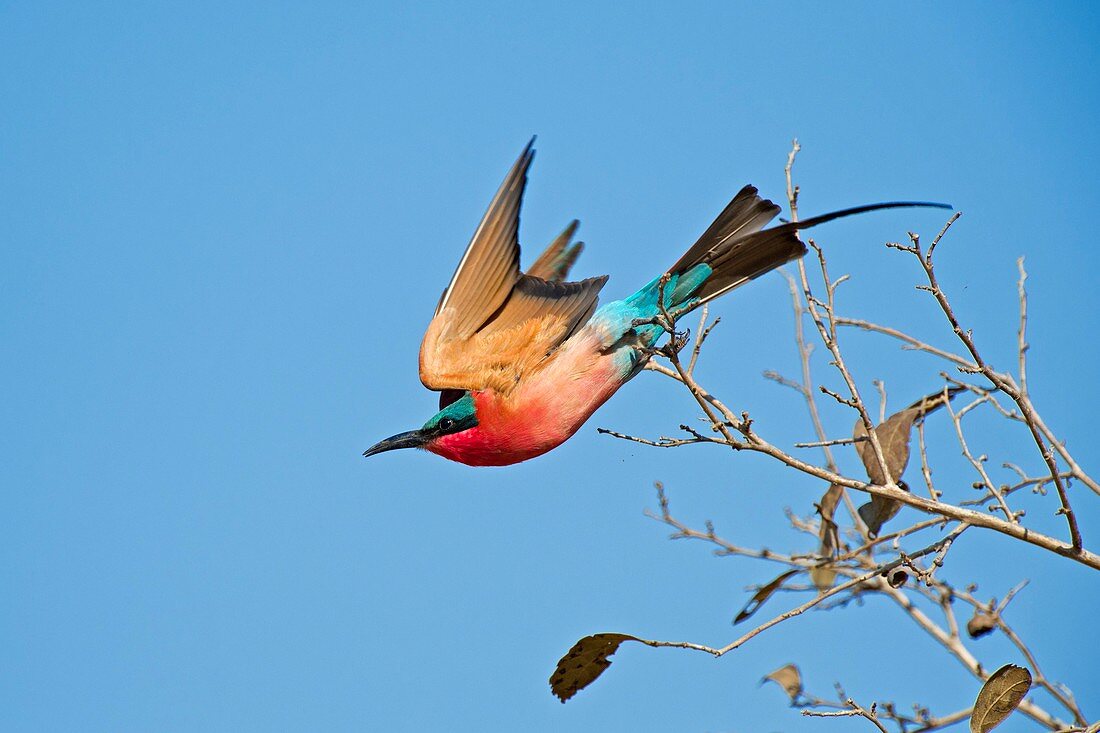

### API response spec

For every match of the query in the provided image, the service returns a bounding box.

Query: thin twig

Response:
[795,436,867,449]
[901,224,1084,551]
[638,524,971,657]
[630,360,1100,569]
[943,396,1016,521]
[803,700,889,733]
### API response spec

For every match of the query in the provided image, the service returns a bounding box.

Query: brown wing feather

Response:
[421,276,606,394]
[528,220,582,281]
[421,309,585,394]
[480,276,606,336]
[433,140,532,338]
[420,143,606,395]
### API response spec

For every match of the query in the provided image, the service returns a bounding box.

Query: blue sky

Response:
[3,2,1098,731]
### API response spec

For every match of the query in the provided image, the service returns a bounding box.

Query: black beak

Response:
[363,430,427,458]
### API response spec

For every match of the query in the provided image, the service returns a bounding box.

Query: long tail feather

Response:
[674,191,951,308]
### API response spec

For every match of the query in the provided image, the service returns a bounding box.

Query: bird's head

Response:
[363,391,479,458]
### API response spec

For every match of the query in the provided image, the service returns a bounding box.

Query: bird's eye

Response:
[438,417,456,431]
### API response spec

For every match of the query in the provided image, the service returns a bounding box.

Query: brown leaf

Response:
[970,664,1032,733]
[854,386,964,485]
[817,484,844,556]
[762,663,803,701]
[549,633,641,702]
[812,484,844,591]
[854,386,963,536]
[810,564,837,592]
[857,481,909,537]
[734,569,800,624]
[967,609,998,639]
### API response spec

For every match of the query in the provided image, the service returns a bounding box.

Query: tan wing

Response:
[420,141,607,395]
[431,140,531,338]
[527,220,583,281]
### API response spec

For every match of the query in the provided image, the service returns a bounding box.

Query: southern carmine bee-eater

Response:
[364,140,949,466]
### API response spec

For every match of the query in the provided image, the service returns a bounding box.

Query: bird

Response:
[363,140,950,466]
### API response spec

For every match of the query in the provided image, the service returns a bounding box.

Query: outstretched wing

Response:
[420,141,607,396]
[528,220,584,282]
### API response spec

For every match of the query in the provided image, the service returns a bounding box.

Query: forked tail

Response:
[665,186,952,311]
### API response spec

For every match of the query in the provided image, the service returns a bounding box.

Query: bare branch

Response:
[802,700,890,733]
[1017,257,1030,395]
[795,436,867,449]
[943,396,1017,522]
[637,524,971,658]
[589,144,1097,732]
[896,223,1084,551]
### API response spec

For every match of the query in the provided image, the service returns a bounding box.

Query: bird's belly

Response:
[427,330,630,466]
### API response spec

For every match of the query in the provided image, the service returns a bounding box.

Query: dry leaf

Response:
[857,483,909,537]
[762,663,803,701]
[812,484,844,591]
[818,484,844,556]
[854,387,963,484]
[734,569,799,624]
[967,609,998,639]
[854,386,963,536]
[970,664,1032,733]
[810,564,837,592]
[549,633,641,702]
